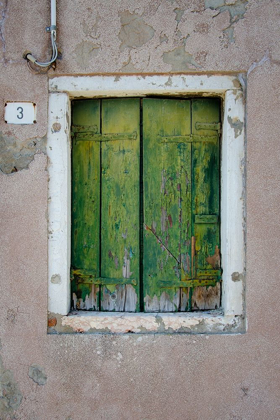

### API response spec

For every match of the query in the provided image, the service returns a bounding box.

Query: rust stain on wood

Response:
[206,245,220,269]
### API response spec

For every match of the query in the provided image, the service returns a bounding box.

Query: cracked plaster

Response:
[0,342,22,418]
[118,11,155,51]
[0,132,46,174]
[163,46,200,70]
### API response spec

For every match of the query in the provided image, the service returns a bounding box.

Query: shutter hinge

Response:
[71,125,137,141]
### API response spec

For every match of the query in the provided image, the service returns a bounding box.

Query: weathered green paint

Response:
[157,278,219,288]
[101,99,140,311]
[190,98,221,310]
[71,269,137,286]
[71,98,221,312]
[71,100,101,310]
[143,99,192,312]
[143,98,220,312]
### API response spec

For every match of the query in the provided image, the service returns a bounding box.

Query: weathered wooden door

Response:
[71,98,221,312]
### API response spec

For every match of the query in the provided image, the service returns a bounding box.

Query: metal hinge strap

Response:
[71,269,137,286]
[71,126,137,141]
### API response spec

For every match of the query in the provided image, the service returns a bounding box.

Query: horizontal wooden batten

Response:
[72,127,137,142]
[195,215,219,224]
[158,134,218,143]
[195,122,221,132]
[157,278,220,288]
[71,269,137,286]
[71,125,98,134]
[197,269,221,277]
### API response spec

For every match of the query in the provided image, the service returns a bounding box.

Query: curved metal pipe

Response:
[23,0,58,68]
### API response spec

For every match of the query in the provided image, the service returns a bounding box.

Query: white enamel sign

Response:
[5,102,36,124]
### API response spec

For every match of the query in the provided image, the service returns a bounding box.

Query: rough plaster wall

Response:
[0,0,280,419]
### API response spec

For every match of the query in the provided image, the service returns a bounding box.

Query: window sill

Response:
[48,310,245,334]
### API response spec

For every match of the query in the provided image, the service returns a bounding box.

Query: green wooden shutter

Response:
[143,98,192,312]
[71,97,221,313]
[143,98,221,312]
[191,98,221,310]
[71,100,101,310]
[101,99,140,311]
[71,99,140,312]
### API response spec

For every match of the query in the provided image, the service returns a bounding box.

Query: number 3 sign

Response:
[5,102,37,124]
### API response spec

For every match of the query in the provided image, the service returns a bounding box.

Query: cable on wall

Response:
[23,0,58,70]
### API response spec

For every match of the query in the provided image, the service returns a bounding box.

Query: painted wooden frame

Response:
[47,74,245,333]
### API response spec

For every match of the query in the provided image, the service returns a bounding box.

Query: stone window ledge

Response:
[48,311,245,334]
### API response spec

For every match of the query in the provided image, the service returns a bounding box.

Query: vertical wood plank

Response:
[71,100,100,310]
[191,98,221,310]
[101,99,140,312]
[143,99,191,312]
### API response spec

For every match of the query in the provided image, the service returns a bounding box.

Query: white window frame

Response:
[47,74,245,334]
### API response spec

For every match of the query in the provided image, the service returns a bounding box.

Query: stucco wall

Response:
[0,1,280,419]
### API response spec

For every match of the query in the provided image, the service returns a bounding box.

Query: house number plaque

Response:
[4,102,37,124]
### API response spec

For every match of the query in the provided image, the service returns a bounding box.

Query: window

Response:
[48,75,245,333]
[71,97,221,313]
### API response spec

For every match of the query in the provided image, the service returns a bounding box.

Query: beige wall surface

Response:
[0,1,280,419]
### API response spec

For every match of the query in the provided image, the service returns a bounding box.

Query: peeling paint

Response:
[82,13,99,39]
[51,122,61,133]
[118,11,155,51]
[160,33,168,44]
[0,0,8,62]
[0,132,46,174]
[51,274,61,284]
[73,41,100,69]
[195,51,208,66]
[205,0,248,24]
[28,365,47,386]
[248,52,270,76]
[163,46,201,71]
[48,317,57,327]
[6,308,18,324]
[227,116,244,138]
[206,245,220,269]
[0,350,22,417]
[174,8,185,24]
[195,23,210,34]
[231,271,244,282]
[56,311,245,334]
[122,248,132,279]
[205,0,248,44]
[121,55,140,72]
[220,26,235,47]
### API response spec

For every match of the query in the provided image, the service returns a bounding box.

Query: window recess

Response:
[71,97,221,313]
